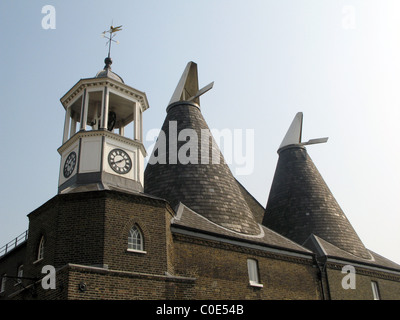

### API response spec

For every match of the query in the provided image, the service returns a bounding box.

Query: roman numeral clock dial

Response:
[108,149,132,174]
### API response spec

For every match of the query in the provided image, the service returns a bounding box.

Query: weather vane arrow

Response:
[101,24,123,59]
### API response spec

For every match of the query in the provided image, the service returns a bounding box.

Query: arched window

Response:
[127,225,144,252]
[0,274,6,293]
[37,236,45,261]
[17,265,23,284]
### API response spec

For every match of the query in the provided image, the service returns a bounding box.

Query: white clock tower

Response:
[57,52,149,194]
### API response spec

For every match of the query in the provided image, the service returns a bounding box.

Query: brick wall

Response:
[172,233,322,300]
[24,190,174,278]
[102,191,174,275]
[10,190,181,299]
[0,243,27,299]
[3,188,399,300]
[64,264,194,300]
[326,263,400,300]
[23,192,106,283]
[12,263,195,300]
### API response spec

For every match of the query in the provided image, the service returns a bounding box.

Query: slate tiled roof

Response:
[303,234,400,272]
[236,178,265,224]
[171,203,313,256]
[144,102,260,235]
[262,145,371,260]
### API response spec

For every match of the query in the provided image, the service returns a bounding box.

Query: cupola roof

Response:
[95,57,124,83]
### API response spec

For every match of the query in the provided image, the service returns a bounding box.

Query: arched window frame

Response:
[0,274,7,293]
[37,236,45,261]
[127,225,146,254]
[16,265,23,284]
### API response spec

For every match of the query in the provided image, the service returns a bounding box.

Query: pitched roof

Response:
[303,234,400,272]
[144,62,260,235]
[171,203,313,257]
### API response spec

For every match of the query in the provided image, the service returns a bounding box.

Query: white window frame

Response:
[247,258,263,288]
[371,281,380,300]
[1,274,6,293]
[14,265,24,286]
[127,225,146,254]
[34,236,45,263]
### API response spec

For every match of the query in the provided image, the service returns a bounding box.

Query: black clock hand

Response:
[115,158,125,164]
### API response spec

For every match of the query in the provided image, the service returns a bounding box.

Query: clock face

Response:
[108,149,132,174]
[63,152,77,178]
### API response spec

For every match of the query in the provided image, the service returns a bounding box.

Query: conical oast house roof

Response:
[262,113,371,260]
[144,62,260,235]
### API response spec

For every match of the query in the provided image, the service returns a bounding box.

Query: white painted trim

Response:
[249,281,264,288]
[63,107,71,143]
[58,130,146,156]
[62,91,84,110]
[126,249,147,254]
[61,78,149,111]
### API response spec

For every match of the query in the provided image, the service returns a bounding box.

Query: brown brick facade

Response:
[1,189,400,300]
[22,190,174,277]
[325,262,400,300]
[172,233,321,300]
[0,243,27,297]
[102,192,174,275]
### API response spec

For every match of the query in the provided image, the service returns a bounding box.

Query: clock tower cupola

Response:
[57,26,149,194]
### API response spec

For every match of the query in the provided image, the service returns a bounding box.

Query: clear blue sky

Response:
[1,1,399,265]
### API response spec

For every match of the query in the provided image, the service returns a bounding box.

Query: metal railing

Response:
[0,230,28,258]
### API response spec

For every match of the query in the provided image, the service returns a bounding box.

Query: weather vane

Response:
[102,24,123,59]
